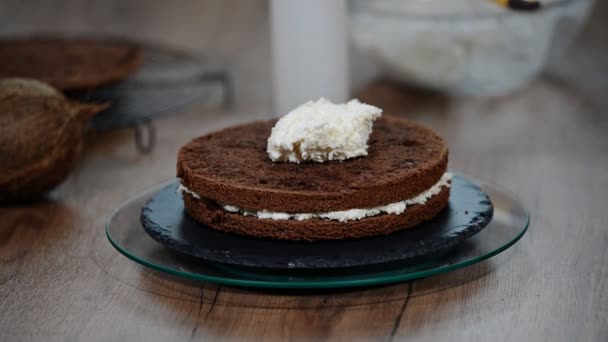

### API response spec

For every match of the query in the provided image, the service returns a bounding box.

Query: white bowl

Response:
[351,0,594,96]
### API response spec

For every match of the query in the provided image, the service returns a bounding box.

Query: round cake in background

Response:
[177,115,450,241]
[0,37,143,91]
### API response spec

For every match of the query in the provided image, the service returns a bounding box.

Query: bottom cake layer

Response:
[182,187,450,241]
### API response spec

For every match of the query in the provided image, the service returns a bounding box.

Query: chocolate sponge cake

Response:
[0,38,142,90]
[177,115,450,241]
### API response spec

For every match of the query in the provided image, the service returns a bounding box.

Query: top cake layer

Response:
[177,115,448,213]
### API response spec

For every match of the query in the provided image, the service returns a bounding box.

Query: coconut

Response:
[0,78,108,203]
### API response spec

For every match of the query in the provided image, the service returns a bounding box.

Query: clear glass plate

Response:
[106,176,529,289]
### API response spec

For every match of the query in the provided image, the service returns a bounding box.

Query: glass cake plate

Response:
[106,175,528,289]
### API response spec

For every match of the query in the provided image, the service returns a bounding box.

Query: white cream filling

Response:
[178,173,451,222]
[177,184,200,199]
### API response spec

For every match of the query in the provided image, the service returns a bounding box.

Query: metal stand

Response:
[80,40,234,154]
[133,120,156,154]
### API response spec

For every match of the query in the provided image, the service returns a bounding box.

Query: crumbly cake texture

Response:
[0,38,142,90]
[177,115,450,241]
[177,115,448,213]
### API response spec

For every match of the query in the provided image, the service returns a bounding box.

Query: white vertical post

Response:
[270,0,349,116]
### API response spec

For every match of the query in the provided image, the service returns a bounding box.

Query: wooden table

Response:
[1,1,607,341]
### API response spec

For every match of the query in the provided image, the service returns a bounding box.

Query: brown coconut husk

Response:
[0,78,108,203]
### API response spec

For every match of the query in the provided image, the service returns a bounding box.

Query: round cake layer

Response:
[178,115,448,213]
[182,186,450,241]
[0,38,142,90]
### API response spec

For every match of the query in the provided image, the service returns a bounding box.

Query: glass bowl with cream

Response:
[350,0,594,96]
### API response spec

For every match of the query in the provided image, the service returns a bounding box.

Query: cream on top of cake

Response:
[266,98,382,163]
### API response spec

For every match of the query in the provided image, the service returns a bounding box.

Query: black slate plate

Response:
[141,175,493,270]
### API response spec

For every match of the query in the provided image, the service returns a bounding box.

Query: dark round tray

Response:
[140,175,493,270]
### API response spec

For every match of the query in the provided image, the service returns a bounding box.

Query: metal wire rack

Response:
[76,40,233,153]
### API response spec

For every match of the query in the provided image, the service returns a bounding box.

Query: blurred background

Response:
[0,0,606,203]
[1,0,605,109]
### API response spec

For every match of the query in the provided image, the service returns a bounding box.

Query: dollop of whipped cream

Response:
[267,98,382,163]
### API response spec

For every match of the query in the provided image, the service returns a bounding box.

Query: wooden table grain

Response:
[1,0,607,341]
